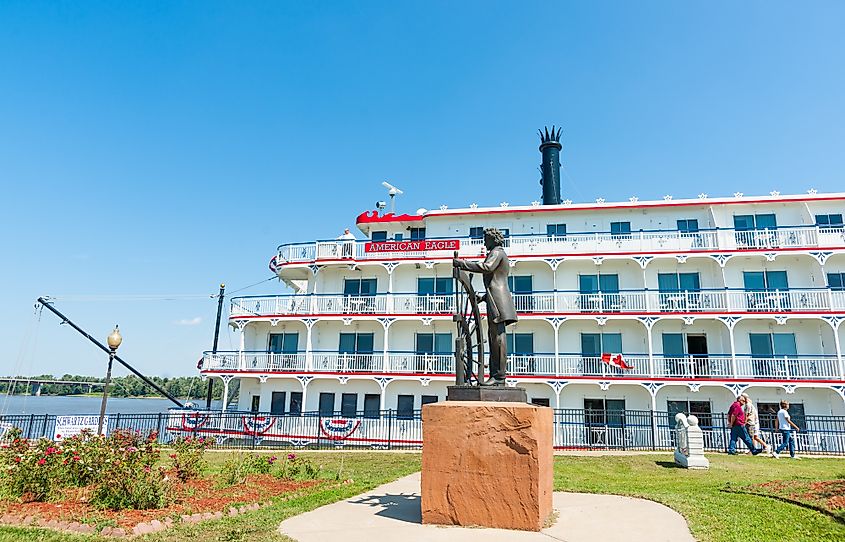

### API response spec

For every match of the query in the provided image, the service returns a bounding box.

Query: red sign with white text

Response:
[364,239,460,253]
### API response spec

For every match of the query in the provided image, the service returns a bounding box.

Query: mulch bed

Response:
[727,479,845,523]
[0,474,321,530]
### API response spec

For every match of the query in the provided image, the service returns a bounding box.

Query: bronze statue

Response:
[453,228,517,386]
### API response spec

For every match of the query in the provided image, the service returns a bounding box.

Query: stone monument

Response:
[673,413,709,469]
[421,226,554,531]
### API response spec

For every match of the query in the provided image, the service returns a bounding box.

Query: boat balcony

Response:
[230,287,845,319]
[273,224,845,267]
[199,351,842,381]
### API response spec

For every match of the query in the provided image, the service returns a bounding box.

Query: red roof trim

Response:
[356,210,424,225]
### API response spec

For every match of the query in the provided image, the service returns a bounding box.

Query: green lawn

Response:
[1,451,844,541]
[553,454,845,542]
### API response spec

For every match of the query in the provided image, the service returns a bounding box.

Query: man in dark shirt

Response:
[727,395,762,455]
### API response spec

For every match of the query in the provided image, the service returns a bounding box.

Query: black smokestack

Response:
[538,126,562,205]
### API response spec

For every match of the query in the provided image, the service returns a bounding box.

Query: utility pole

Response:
[205,283,225,409]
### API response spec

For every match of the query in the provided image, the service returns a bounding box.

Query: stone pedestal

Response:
[421,401,553,531]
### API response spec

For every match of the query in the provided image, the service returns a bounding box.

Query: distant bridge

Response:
[0,377,105,396]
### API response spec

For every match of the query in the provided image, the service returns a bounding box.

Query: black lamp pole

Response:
[205,283,225,409]
[97,325,122,435]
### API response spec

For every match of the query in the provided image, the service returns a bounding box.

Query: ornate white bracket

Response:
[378,317,396,329]
[220,374,234,385]
[505,378,518,388]
[709,254,732,268]
[544,258,564,271]
[598,381,611,391]
[723,382,749,397]
[592,256,604,266]
[764,252,777,262]
[676,255,688,264]
[686,383,701,393]
[308,264,324,276]
[633,256,652,269]
[270,319,280,327]
[342,318,353,326]
[375,377,393,390]
[810,251,833,266]
[595,316,608,326]
[508,259,518,268]
[382,262,400,273]
[547,380,568,394]
[775,316,788,325]
[638,316,659,330]
[643,382,664,397]
[234,320,249,331]
[717,316,741,330]
[421,317,433,326]
[782,384,796,395]
[258,375,268,383]
[682,316,696,326]
[337,376,349,385]
[420,377,431,387]
[424,261,436,269]
[548,317,567,330]
[822,316,844,330]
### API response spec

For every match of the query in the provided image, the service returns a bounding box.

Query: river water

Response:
[0,395,223,415]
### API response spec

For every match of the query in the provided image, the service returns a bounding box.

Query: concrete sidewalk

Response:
[278,473,696,542]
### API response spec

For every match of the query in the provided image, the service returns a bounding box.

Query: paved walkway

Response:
[278,473,696,542]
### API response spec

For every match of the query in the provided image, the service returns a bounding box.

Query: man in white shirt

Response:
[773,400,801,459]
[337,228,356,259]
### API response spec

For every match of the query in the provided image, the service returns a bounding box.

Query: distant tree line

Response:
[0,374,223,400]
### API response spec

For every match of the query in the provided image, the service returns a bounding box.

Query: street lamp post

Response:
[97,325,122,436]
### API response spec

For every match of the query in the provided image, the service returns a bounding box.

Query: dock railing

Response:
[3,409,845,455]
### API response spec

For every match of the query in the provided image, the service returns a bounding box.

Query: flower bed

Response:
[0,428,323,537]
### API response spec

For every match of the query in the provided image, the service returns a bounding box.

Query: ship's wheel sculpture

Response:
[452,251,485,385]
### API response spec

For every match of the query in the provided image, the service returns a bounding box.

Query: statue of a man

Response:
[453,228,518,385]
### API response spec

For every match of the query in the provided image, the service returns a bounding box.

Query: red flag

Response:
[601,352,633,370]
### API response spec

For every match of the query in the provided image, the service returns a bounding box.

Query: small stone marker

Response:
[673,413,709,469]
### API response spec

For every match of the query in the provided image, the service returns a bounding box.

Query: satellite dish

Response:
[381,181,404,213]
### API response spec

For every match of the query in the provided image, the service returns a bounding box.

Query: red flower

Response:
[14,457,21,463]
[37,458,46,466]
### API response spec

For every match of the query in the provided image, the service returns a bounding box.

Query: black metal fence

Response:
[2,409,845,455]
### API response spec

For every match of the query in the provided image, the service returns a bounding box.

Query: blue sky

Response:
[1,1,843,379]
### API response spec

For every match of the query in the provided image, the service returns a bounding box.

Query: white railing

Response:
[556,355,651,378]
[391,294,454,314]
[202,351,842,380]
[385,353,453,374]
[231,288,845,319]
[202,352,307,371]
[653,356,734,379]
[312,352,383,373]
[734,356,840,380]
[275,225,845,266]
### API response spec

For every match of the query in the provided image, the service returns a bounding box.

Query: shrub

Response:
[274,453,318,480]
[219,453,278,486]
[89,429,169,510]
[0,435,65,501]
[170,435,215,482]
[0,428,170,510]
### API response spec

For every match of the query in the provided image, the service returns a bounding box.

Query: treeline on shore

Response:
[0,374,224,399]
